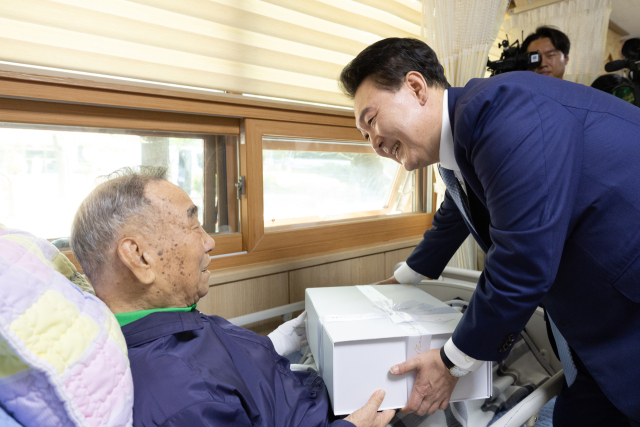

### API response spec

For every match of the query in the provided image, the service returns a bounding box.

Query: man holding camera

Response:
[522,26,570,79]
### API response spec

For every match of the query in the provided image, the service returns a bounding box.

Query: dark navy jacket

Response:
[406,71,640,420]
[122,311,352,427]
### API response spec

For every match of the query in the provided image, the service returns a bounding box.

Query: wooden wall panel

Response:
[197,272,289,335]
[384,247,417,278]
[289,254,386,303]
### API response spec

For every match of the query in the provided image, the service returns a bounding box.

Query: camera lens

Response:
[612,85,635,104]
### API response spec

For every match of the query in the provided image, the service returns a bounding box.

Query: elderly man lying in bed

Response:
[69,167,393,427]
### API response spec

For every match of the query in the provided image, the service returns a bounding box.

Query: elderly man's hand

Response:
[390,348,458,415]
[344,390,395,427]
[268,311,308,356]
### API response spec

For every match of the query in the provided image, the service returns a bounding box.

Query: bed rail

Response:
[490,370,564,427]
[440,266,482,282]
[228,301,305,326]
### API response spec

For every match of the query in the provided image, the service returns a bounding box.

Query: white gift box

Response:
[305,284,492,415]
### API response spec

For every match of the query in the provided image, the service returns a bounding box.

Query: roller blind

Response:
[0,0,421,107]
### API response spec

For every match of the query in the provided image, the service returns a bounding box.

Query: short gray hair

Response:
[70,166,167,284]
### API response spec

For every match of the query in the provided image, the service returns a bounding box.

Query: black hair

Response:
[521,26,570,56]
[591,74,633,94]
[621,38,640,59]
[339,37,450,99]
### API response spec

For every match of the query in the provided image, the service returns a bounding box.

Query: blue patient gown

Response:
[122,311,352,427]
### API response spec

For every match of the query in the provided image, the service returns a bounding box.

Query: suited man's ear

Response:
[405,71,429,106]
[116,236,156,285]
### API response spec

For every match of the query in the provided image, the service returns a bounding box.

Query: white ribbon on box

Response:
[356,285,456,330]
[316,285,457,389]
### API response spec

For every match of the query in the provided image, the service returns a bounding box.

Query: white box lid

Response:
[306,285,462,343]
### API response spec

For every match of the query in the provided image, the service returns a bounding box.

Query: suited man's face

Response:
[354,72,443,171]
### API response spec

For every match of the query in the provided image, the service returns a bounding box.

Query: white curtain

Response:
[423,0,509,271]
[422,0,511,87]
[503,0,612,85]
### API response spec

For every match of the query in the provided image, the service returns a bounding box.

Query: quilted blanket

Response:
[0,225,133,427]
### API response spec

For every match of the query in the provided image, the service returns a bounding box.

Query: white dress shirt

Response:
[393,89,485,372]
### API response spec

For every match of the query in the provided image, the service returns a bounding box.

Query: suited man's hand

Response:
[376,274,432,286]
[390,348,458,416]
[376,276,400,285]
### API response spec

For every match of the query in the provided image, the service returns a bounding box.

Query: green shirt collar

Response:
[114,304,197,327]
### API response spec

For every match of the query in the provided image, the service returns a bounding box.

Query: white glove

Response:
[268,311,308,356]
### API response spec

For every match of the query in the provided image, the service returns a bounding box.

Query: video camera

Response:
[604,38,640,107]
[487,38,542,76]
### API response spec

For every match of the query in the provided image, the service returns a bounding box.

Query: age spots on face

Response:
[158,250,163,256]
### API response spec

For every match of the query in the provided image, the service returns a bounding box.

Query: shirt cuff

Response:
[444,338,486,371]
[393,263,425,286]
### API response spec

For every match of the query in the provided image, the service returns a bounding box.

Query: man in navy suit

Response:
[339,38,640,426]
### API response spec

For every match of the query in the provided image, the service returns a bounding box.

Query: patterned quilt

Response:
[0,225,133,427]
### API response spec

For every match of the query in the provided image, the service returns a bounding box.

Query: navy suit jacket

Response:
[406,72,640,419]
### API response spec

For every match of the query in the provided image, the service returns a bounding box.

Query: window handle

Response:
[235,176,245,199]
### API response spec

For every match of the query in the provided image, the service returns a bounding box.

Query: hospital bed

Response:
[1,222,560,427]
[228,266,564,427]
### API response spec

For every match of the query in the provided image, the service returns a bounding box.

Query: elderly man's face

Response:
[527,37,568,79]
[354,73,441,171]
[142,180,215,306]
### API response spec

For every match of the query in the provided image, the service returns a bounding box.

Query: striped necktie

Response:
[438,165,476,235]
[548,315,578,386]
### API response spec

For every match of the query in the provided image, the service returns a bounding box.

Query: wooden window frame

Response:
[220,118,436,269]
[0,94,244,271]
[0,70,436,272]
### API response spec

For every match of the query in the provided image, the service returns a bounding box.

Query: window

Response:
[0,75,435,270]
[0,123,239,244]
[237,118,435,264]
[262,136,421,231]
